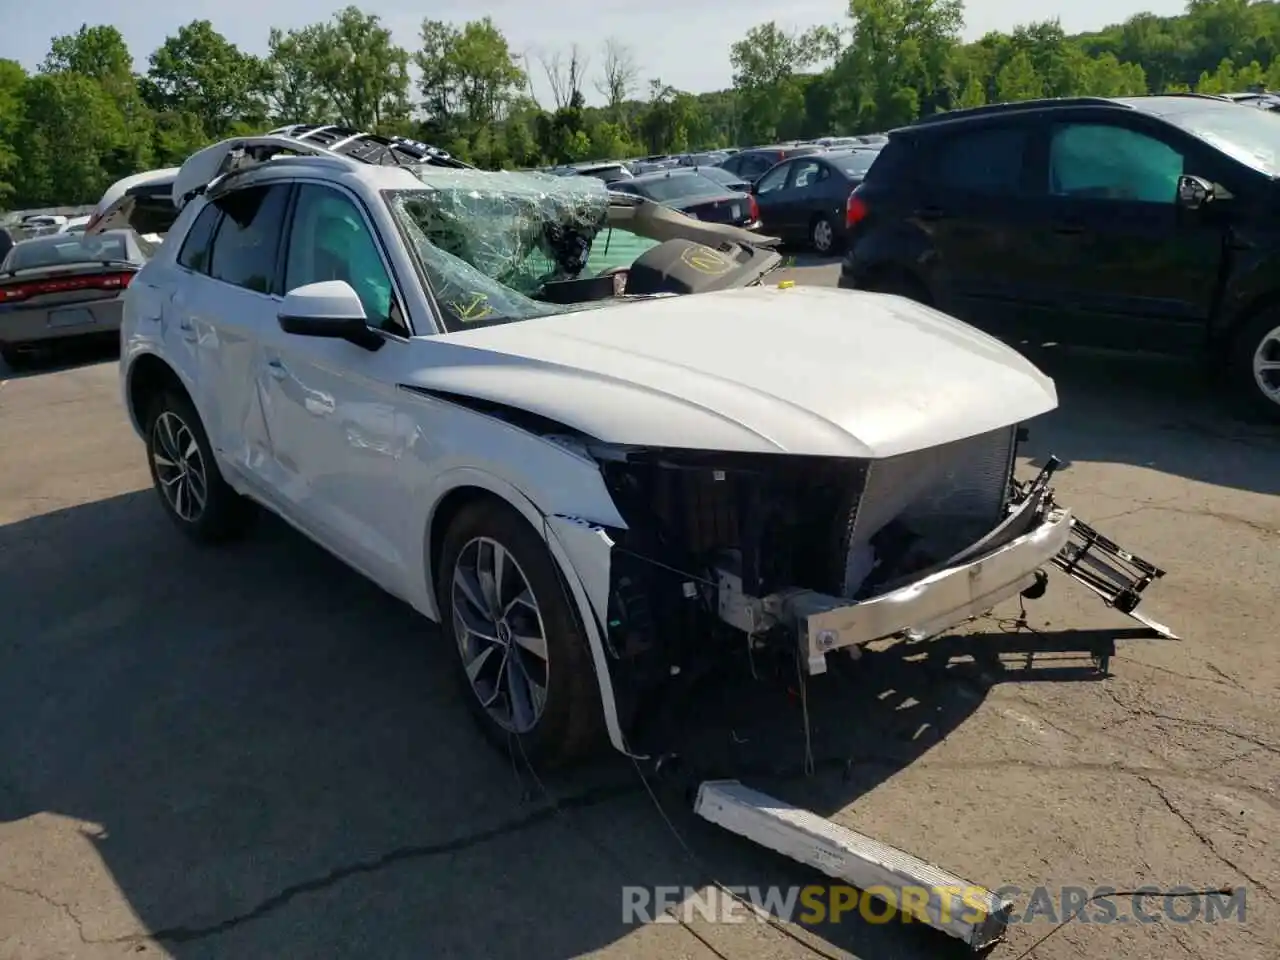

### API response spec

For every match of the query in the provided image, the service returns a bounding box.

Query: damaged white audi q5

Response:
[115,131,1172,767]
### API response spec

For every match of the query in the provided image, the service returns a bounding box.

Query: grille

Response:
[842,427,1017,595]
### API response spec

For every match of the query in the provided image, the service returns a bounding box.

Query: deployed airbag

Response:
[625,238,782,296]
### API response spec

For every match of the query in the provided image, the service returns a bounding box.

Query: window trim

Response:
[205,182,295,297]
[281,178,415,341]
[176,202,224,276]
[755,161,791,194]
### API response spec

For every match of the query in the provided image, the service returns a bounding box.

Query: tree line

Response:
[4,0,1280,210]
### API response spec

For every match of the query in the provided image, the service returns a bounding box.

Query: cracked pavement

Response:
[1,289,1277,959]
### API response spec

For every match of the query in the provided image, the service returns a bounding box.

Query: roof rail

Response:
[172,135,361,209]
[910,96,1125,126]
[1156,91,1233,101]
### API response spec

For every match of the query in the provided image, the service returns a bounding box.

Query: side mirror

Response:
[1176,174,1215,210]
[277,281,383,351]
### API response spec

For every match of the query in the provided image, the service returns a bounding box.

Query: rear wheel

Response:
[0,345,28,370]
[437,498,605,768]
[145,390,255,542]
[1228,312,1280,422]
[810,215,838,255]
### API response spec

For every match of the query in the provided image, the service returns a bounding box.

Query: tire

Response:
[437,498,606,768]
[0,345,28,370]
[144,390,255,542]
[1228,311,1280,422]
[810,215,838,255]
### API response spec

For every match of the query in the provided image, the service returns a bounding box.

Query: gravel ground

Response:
[1,273,1276,960]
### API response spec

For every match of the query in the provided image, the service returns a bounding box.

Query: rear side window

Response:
[177,205,220,274]
[208,184,291,294]
[861,137,915,185]
[932,127,1029,195]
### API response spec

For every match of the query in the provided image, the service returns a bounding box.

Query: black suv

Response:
[839,95,1280,420]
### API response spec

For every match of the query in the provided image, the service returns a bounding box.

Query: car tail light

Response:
[748,194,759,222]
[845,192,869,228]
[0,271,134,303]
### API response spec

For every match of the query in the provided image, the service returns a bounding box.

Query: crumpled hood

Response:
[409,285,1058,458]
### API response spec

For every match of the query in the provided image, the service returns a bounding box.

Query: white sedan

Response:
[115,132,1169,767]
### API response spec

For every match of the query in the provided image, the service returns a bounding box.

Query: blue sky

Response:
[0,0,1188,106]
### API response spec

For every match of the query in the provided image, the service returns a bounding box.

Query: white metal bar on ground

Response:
[693,780,1012,950]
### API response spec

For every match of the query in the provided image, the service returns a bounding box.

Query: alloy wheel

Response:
[152,411,208,523]
[1253,323,1280,407]
[813,218,834,253]
[451,536,550,733]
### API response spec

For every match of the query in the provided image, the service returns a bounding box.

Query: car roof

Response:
[899,94,1243,136]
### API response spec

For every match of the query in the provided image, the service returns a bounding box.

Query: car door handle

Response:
[266,359,287,380]
[914,206,945,221]
[1053,222,1085,235]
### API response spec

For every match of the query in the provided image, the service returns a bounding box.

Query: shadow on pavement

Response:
[1016,345,1280,496]
[0,487,1130,960]
[0,335,119,381]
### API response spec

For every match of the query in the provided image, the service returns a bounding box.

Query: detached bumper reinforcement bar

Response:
[694,780,1012,950]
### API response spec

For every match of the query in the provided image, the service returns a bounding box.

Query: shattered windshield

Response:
[386,167,611,330]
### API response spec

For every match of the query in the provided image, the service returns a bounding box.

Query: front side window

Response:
[284,184,402,334]
[934,127,1029,195]
[1049,123,1184,204]
[754,162,790,195]
[207,184,291,293]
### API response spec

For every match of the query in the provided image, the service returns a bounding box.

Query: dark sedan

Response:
[751,149,880,254]
[608,171,759,228]
[0,229,146,367]
[719,144,827,184]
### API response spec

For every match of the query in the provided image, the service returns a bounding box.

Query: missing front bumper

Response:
[719,504,1074,674]
[716,456,1177,673]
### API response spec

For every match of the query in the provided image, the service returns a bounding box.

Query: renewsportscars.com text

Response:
[622,884,1248,926]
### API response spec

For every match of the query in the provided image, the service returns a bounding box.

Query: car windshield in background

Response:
[3,234,129,271]
[635,174,733,202]
[1164,103,1280,175]
[830,151,879,177]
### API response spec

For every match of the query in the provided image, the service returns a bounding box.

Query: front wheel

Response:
[437,498,606,768]
[1228,313,1280,422]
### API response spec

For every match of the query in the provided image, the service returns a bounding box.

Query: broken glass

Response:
[397,166,610,295]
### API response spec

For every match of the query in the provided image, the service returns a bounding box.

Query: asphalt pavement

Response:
[1,268,1277,960]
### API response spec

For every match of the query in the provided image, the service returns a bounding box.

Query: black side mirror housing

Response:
[1176,174,1216,210]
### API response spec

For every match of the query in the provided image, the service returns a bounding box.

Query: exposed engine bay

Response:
[542,426,1173,750]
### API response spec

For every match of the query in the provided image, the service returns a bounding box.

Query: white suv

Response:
[120,132,1166,767]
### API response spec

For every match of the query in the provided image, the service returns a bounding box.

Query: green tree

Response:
[836,0,965,131]
[16,72,128,205]
[266,25,331,124]
[730,21,838,142]
[994,50,1045,101]
[307,7,410,131]
[0,60,26,206]
[41,24,154,177]
[145,20,268,138]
